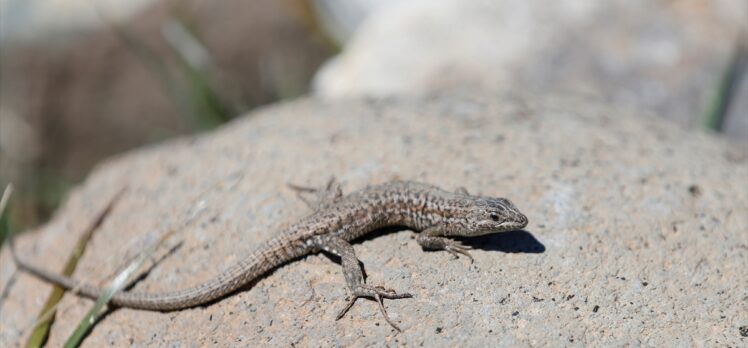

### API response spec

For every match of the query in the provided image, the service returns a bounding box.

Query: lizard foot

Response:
[444,240,474,263]
[336,284,412,332]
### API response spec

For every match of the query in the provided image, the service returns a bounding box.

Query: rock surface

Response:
[314,0,748,144]
[1,93,746,346]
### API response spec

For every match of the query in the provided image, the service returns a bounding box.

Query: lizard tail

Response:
[10,234,300,311]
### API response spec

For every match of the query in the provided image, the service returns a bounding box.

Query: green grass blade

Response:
[62,242,154,348]
[24,189,126,348]
[0,184,11,246]
[0,184,12,223]
[102,17,199,129]
[0,185,15,314]
[702,39,747,132]
[162,19,236,128]
[62,200,206,347]
[105,12,235,131]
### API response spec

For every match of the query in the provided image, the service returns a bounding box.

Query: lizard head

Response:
[462,197,528,235]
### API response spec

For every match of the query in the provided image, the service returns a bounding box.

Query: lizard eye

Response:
[489,214,500,222]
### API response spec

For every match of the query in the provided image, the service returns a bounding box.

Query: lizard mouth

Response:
[477,218,527,232]
[499,215,528,231]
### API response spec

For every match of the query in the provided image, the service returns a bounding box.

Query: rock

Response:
[313,0,748,143]
[1,93,746,346]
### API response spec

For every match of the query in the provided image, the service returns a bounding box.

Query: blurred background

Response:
[0,0,746,239]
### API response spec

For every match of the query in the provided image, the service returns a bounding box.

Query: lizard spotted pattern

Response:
[12,180,528,331]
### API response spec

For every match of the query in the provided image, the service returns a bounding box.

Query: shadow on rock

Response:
[459,230,545,254]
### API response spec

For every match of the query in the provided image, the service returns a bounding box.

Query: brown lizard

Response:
[11,180,528,331]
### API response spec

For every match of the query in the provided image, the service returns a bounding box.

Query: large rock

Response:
[314,0,748,144]
[1,93,746,346]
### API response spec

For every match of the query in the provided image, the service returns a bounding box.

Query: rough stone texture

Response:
[314,0,748,144]
[1,93,746,346]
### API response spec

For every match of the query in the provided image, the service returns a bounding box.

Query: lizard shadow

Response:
[456,230,545,254]
[353,226,545,254]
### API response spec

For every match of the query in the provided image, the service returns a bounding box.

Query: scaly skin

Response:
[12,180,528,331]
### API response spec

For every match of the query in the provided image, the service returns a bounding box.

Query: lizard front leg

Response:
[313,236,412,331]
[417,226,474,263]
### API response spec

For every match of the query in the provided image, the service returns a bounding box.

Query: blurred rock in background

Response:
[314,0,747,145]
[0,0,333,229]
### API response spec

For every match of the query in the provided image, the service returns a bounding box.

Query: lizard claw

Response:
[335,284,412,332]
[445,241,474,263]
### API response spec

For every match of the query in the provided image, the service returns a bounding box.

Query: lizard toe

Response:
[445,241,475,263]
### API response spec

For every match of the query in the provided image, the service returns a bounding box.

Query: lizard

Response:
[10,179,529,331]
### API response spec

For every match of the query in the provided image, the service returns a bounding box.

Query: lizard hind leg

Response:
[314,236,412,332]
[288,176,343,210]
